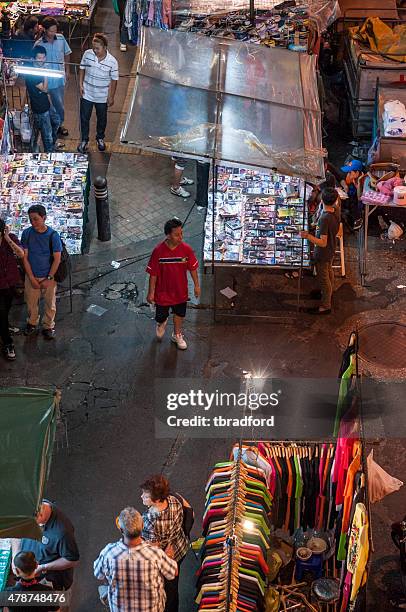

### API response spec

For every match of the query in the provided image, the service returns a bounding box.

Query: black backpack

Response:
[49,230,70,283]
[173,493,194,540]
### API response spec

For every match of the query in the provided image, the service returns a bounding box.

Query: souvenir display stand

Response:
[121,27,325,320]
[196,335,371,612]
[0,152,89,311]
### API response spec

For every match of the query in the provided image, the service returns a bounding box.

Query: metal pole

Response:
[94,176,111,241]
[250,0,255,26]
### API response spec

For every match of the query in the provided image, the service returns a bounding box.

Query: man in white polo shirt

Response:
[78,33,119,153]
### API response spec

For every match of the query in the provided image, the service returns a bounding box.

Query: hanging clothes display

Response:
[196,453,272,611]
[123,0,171,45]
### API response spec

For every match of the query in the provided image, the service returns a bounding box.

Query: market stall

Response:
[0,387,59,592]
[343,17,406,139]
[121,26,324,317]
[0,152,89,255]
[373,82,406,169]
[195,335,370,612]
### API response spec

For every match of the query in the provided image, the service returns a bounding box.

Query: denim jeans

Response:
[49,85,65,124]
[117,0,129,44]
[80,98,108,141]
[31,110,59,152]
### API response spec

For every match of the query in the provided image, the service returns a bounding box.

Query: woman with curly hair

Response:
[140,475,189,612]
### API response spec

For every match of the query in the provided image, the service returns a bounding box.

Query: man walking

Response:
[26,46,59,152]
[147,218,200,350]
[35,17,71,137]
[78,33,119,153]
[300,187,340,315]
[94,507,177,612]
[22,204,62,339]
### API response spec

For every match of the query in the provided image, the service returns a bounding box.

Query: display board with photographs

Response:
[0,152,88,255]
[204,165,310,267]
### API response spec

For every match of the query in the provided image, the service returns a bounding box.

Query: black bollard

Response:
[94,176,111,242]
[195,161,210,208]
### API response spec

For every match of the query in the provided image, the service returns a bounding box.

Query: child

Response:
[6,551,60,612]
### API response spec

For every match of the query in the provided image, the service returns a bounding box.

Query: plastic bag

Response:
[367,450,404,503]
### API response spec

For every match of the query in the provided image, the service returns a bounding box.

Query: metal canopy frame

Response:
[121,27,325,322]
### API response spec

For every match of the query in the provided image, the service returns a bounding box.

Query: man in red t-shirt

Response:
[146,218,200,350]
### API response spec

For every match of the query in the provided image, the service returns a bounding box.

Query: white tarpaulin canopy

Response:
[121,27,325,182]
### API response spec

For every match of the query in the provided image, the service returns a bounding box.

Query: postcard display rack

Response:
[0,152,89,255]
[204,166,310,269]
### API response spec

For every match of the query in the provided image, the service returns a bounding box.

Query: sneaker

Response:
[58,126,69,136]
[120,43,127,51]
[156,319,168,340]
[24,323,37,336]
[42,328,56,340]
[77,141,88,153]
[353,218,363,231]
[180,176,194,186]
[3,344,16,360]
[171,332,187,350]
[170,186,191,198]
[55,141,65,150]
[96,138,106,152]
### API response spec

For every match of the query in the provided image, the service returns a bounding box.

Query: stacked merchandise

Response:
[203,166,309,267]
[176,3,310,51]
[196,456,272,610]
[383,100,406,137]
[39,0,65,14]
[1,0,91,19]
[0,542,11,591]
[0,152,88,254]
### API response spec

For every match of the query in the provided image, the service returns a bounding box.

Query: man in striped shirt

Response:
[78,33,119,153]
[94,507,178,612]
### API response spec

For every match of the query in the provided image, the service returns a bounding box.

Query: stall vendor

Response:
[340,159,364,230]
[12,500,79,593]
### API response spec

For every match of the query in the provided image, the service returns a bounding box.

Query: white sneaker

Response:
[171,186,191,198]
[180,176,194,186]
[156,319,168,340]
[171,332,187,350]
[120,43,127,51]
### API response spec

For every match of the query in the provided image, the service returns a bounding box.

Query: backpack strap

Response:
[49,230,56,256]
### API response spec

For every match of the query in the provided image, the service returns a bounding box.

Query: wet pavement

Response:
[2,4,406,611]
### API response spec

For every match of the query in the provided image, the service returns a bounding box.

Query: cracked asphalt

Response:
[1,151,406,610]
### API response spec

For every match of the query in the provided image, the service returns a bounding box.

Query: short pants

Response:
[156,302,187,323]
[171,156,187,171]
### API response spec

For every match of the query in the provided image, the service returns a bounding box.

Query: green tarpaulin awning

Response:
[0,388,58,540]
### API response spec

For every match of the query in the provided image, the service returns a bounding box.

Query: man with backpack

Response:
[22,204,62,339]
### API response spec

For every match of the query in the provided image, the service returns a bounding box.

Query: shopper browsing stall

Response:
[141,475,189,612]
[94,507,177,612]
[300,187,340,315]
[22,204,62,339]
[147,218,200,350]
[78,33,119,153]
[0,219,24,361]
[13,16,40,58]
[5,551,60,612]
[34,17,71,137]
[26,47,60,153]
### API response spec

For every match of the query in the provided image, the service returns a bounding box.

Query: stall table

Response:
[360,178,406,284]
